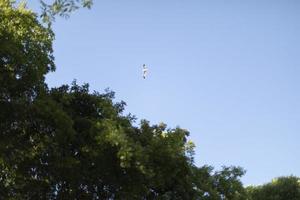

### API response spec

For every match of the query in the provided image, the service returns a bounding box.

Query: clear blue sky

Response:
[28,0,300,185]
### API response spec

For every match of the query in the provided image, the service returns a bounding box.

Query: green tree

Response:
[40,0,93,24]
[0,0,54,99]
[0,0,54,197]
[0,1,247,199]
[192,165,247,200]
[246,176,300,200]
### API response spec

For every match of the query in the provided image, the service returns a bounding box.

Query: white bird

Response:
[142,64,148,79]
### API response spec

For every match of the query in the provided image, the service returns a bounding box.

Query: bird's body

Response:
[142,64,148,79]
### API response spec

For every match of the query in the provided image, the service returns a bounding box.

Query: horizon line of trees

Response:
[0,1,299,199]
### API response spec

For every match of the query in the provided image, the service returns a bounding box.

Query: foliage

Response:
[0,2,248,199]
[5,1,298,199]
[246,176,300,200]
[192,165,247,200]
[40,0,93,24]
[0,0,54,100]
[0,0,54,198]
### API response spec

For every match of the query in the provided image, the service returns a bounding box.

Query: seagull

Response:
[142,64,148,79]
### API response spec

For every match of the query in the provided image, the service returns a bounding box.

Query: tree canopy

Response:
[246,176,300,200]
[0,1,299,199]
[0,1,249,199]
[40,0,93,24]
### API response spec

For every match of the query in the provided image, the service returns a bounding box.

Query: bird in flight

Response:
[142,64,148,79]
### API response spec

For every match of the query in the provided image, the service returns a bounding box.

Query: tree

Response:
[191,165,247,200]
[246,176,300,200]
[0,0,54,99]
[40,0,93,24]
[0,1,248,199]
[0,0,54,198]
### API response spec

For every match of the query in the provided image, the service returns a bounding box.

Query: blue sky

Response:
[28,0,300,185]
